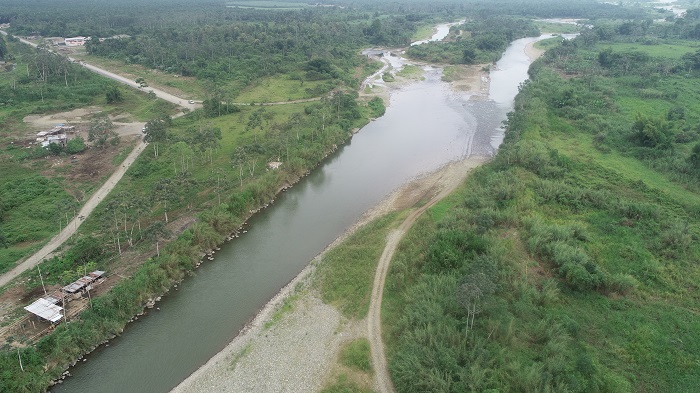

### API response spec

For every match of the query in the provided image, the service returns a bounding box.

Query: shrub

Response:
[606,273,639,295]
[66,136,86,154]
[367,97,385,117]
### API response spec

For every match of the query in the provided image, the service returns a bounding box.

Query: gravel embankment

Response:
[171,271,351,393]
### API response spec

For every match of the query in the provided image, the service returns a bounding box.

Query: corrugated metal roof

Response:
[43,291,66,305]
[63,271,105,293]
[25,298,63,323]
[63,276,92,293]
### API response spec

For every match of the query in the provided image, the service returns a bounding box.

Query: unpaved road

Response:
[76,61,199,111]
[0,30,198,111]
[0,31,194,288]
[367,157,487,393]
[0,140,148,288]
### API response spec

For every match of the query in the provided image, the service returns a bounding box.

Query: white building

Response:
[64,36,87,46]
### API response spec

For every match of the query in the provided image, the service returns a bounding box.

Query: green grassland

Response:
[380,32,700,392]
[395,65,424,81]
[411,25,436,41]
[315,212,400,320]
[233,75,334,103]
[535,21,582,34]
[594,40,700,59]
[225,1,311,10]
[534,35,568,51]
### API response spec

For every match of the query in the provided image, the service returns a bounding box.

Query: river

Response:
[53,33,551,393]
[652,0,686,18]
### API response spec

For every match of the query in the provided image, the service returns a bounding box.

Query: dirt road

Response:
[76,61,199,110]
[0,140,148,288]
[367,157,487,393]
[0,31,199,288]
[0,30,197,111]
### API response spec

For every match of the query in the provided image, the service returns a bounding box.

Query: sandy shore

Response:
[172,59,490,393]
[524,40,546,61]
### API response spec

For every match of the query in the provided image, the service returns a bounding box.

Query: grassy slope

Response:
[381,36,700,392]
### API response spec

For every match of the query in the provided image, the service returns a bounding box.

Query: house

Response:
[41,134,67,148]
[64,36,88,46]
[62,270,105,297]
[24,298,63,323]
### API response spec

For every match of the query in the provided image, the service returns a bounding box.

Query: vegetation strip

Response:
[384,13,700,393]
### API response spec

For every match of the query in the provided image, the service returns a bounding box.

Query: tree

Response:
[170,141,194,175]
[0,36,7,61]
[462,45,477,64]
[194,126,221,165]
[143,221,171,243]
[88,113,117,148]
[246,108,271,143]
[456,272,496,337]
[105,85,123,104]
[152,178,176,223]
[631,113,673,149]
[231,146,247,187]
[48,142,63,155]
[174,171,197,209]
[690,142,700,171]
[208,168,229,205]
[143,115,169,158]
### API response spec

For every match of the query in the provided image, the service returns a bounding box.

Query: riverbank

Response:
[524,38,546,60]
[171,62,490,393]
[172,156,488,393]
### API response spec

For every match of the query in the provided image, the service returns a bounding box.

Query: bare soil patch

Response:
[447,64,491,99]
[23,107,102,131]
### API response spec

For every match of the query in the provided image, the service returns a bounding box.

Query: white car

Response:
[188,100,195,104]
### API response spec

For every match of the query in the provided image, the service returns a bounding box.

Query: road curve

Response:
[367,158,487,393]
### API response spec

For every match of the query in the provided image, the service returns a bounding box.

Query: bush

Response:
[66,136,86,154]
[48,142,63,155]
[606,273,639,295]
[367,97,385,118]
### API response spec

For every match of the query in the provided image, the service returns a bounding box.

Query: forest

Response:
[0,0,695,391]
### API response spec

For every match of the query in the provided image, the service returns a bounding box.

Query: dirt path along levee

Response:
[368,157,487,393]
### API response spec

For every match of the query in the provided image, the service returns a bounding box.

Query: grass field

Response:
[411,25,436,41]
[70,52,206,99]
[226,1,310,10]
[535,21,582,34]
[314,212,400,320]
[594,40,700,59]
[233,75,333,103]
